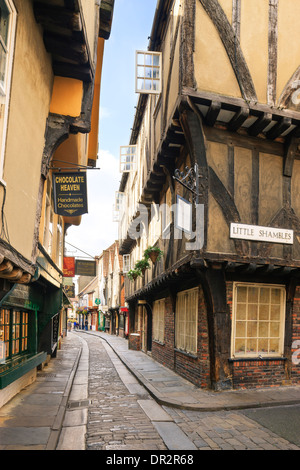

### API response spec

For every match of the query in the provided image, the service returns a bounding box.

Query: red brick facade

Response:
[133,281,300,390]
[151,287,210,389]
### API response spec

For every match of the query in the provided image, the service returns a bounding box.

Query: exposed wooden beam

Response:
[205,101,221,126]
[228,107,249,131]
[266,117,292,139]
[247,112,272,136]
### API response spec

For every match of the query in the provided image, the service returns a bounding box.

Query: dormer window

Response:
[135,51,162,94]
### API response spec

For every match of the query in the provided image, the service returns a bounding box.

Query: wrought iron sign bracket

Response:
[48,159,101,172]
[173,163,201,204]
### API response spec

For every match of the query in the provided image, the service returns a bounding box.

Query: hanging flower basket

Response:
[135,258,150,275]
[127,269,142,281]
[144,246,163,263]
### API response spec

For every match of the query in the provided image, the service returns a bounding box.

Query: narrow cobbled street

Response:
[1,332,299,451]
[74,332,299,451]
[85,333,166,450]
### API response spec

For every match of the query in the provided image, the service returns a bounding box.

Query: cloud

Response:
[99,106,112,119]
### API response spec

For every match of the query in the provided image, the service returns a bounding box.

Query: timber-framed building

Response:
[118,0,300,390]
[0,0,114,407]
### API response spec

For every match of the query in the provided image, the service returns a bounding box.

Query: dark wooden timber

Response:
[268,0,278,106]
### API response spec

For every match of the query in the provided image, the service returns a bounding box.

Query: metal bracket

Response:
[173,163,200,204]
[48,159,101,172]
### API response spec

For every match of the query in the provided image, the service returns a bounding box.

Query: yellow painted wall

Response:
[50,77,83,117]
[88,37,105,163]
[3,0,53,261]
[194,0,300,108]
[240,0,269,104]
[80,0,97,64]
[194,2,241,98]
[277,0,300,103]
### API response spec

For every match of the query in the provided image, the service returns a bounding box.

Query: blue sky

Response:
[65,0,157,259]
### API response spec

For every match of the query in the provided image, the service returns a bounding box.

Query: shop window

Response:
[136,51,162,94]
[0,0,16,180]
[175,288,198,355]
[0,309,29,363]
[153,299,165,343]
[232,283,286,358]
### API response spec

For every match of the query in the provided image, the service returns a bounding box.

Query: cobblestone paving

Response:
[83,334,299,451]
[163,407,300,450]
[86,335,166,450]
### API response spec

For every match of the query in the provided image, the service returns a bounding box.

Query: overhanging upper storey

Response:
[33,0,114,82]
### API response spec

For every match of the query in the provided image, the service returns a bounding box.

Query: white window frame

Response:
[120,145,137,173]
[231,283,286,359]
[0,0,17,183]
[123,254,131,274]
[153,299,165,343]
[135,51,162,95]
[175,287,198,355]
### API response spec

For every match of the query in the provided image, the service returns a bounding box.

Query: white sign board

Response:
[230,223,293,245]
[175,195,192,233]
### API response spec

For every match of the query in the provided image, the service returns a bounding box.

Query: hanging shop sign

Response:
[230,223,294,245]
[53,172,88,217]
[64,284,75,298]
[75,259,96,276]
[63,257,75,277]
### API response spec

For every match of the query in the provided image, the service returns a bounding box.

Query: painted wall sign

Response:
[75,259,96,276]
[53,172,88,217]
[230,223,294,245]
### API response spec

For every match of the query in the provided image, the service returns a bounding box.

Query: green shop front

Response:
[0,246,67,407]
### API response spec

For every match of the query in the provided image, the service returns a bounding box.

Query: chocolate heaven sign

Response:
[53,172,88,217]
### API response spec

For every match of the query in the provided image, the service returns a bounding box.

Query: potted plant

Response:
[127,268,142,281]
[144,246,164,263]
[135,258,150,275]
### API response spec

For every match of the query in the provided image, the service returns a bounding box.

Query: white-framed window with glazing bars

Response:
[153,299,165,343]
[136,51,162,94]
[113,191,125,222]
[120,145,137,173]
[0,0,16,181]
[123,254,131,274]
[231,283,286,359]
[175,288,198,355]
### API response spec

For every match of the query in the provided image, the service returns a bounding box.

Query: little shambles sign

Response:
[230,223,294,245]
[53,172,88,217]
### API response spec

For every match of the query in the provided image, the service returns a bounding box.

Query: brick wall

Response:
[128,333,141,350]
[152,297,175,370]
[232,360,286,389]
[151,287,210,389]
[291,287,300,384]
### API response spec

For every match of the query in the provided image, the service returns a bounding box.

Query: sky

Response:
[65,0,158,260]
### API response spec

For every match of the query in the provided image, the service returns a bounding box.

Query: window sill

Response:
[153,339,165,346]
[229,356,287,363]
[174,348,197,360]
[0,352,47,389]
